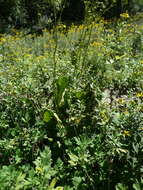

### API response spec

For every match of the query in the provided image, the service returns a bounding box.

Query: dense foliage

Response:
[1,0,143,32]
[0,13,143,189]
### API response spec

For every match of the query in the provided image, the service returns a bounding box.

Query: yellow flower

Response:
[24,54,32,58]
[117,98,125,104]
[123,110,129,115]
[139,128,143,131]
[62,24,66,28]
[123,130,130,137]
[70,117,81,124]
[136,92,143,97]
[90,41,103,47]
[36,167,43,173]
[100,110,109,122]
[120,13,130,18]
[139,60,143,64]
[0,37,6,43]
[36,55,45,61]
[78,24,85,30]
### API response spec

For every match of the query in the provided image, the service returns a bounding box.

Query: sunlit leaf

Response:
[43,110,54,122]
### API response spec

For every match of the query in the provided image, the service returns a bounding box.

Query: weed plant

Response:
[0,15,143,190]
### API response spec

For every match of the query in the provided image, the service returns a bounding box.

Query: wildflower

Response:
[120,13,130,18]
[139,128,143,131]
[36,167,43,173]
[36,55,45,61]
[78,24,84,30]
[123,130,130,137]
[117,98,125,104]
[90,41,102,47]
[62,24,66,28]
[123,110,129,115]
[136,92,143,97]
[24,54,32,58]
[44,44,49,48]
[0,37,6,43]
[70,117,81,124]
[100,110,109,122]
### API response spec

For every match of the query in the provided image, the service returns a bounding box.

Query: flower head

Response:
[123,130,130,137]
[120,13,130,18]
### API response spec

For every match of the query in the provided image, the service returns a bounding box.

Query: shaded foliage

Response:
[0,0,143,32]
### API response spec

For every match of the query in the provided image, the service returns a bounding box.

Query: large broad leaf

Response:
[55,76,69,108]
[43,110,64,129]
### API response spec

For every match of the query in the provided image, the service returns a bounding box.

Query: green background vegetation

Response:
[0,0,143,190]
[1,0,143,32]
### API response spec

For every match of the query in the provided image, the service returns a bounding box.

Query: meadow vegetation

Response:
[0,14,143,189]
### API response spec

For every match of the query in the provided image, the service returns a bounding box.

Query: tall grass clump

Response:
[0,12,143,190]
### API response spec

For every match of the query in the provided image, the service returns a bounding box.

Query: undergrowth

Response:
[0,15,143,190]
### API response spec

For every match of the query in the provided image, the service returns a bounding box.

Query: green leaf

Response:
[15,173,26,190]
[133,183,141,190]
[115,183,128,190]
[75,91,85,100]
[133,143,139,154]
[55,187,64,190]
[49,178,57,188]
[55,76,69,108]
[43,110,53,123]
[57,76,68,93]
[72,176,82,187]
[68,153,78,166]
